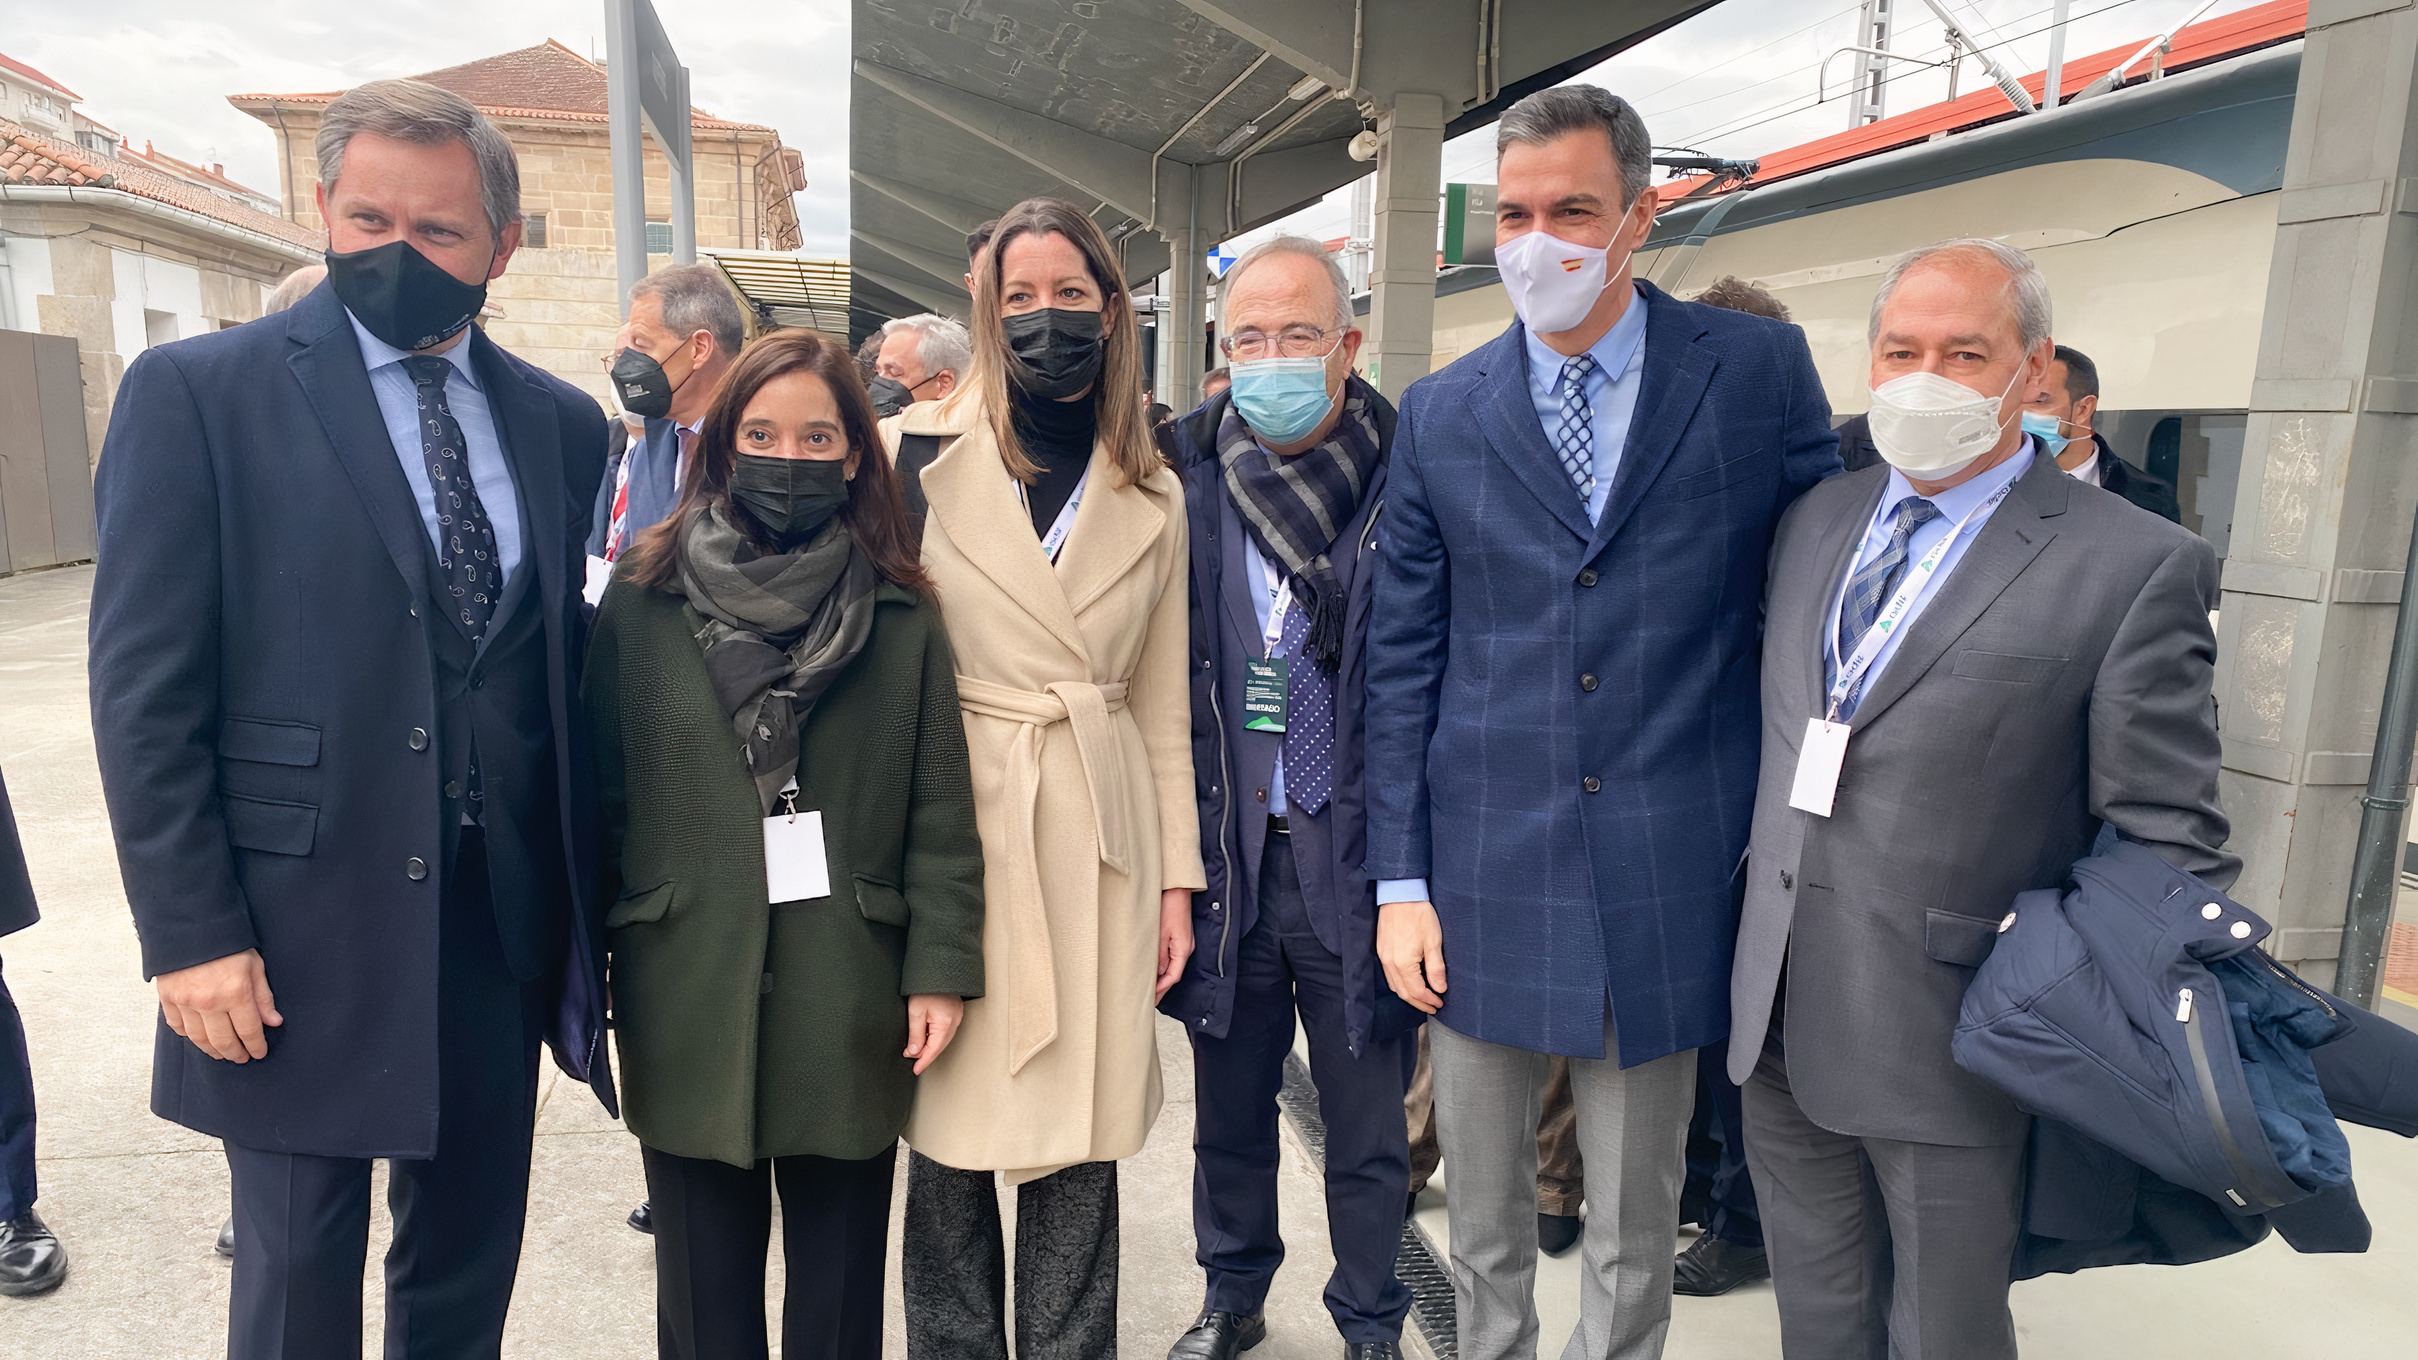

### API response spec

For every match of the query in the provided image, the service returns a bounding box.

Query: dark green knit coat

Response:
[585,576,985,1167]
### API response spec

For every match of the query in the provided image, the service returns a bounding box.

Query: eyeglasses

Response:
[1221,325,1345,361]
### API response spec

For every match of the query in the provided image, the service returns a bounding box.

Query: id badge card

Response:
[1243,657,1289,732]
[1788,719,1852,818]
[764,779,830,903]
[583,555,614,607]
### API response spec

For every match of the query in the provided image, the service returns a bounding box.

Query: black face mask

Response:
[325,240,489,352]
[867,375,913,418]
[1002,308,1105,401]
[728,455,850,550]
[610,343,693,421]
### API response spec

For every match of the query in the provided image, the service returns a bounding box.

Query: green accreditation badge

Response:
[1243,656,1289,732]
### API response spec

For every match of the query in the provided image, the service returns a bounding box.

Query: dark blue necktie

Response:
[1276,589,1334,816]
[1834,497,1941,717]
[404,356,499,642]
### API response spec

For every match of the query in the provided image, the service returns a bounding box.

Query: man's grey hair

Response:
[1217,235,1352,332]
[1868,238,2054,354]
[631,264,748,360]
[880,313,974,381]
[263,264,327,316]
[1497,85,1652,210]
[316,79,521,239]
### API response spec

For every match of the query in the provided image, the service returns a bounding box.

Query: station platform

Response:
[3,560,2415,1357]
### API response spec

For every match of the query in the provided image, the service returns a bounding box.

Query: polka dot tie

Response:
[1276,589,1335,816]
[404,356,499,642]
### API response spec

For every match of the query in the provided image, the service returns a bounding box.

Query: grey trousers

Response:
[1429,1016,1693,1360]
[1740,1053,2024,1360]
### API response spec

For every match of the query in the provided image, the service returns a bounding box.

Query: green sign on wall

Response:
[1443,183,1498,267]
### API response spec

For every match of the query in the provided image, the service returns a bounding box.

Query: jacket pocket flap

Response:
[219,717,321,766]
[1926,908,2003,968]
[222,794,317,856]
[607,881,674,929]
[853,874,910,927]
[1951,650,2066,685]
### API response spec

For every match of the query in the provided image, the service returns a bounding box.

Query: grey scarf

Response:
[671,506,878,813]
[1216,378,1383,671]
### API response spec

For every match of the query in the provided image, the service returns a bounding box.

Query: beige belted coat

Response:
[888,392,1205,1183]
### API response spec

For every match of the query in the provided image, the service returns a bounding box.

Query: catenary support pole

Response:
[2340,497,2418,1006]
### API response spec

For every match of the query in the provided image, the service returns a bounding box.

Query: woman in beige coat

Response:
[890,197,1204,1357]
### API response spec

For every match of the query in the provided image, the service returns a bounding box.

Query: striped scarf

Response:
[1216,377,1382,672]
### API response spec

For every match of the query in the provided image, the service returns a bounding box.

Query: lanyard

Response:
[1017,463,1092,565]
[1255,545,1293,654]
[1825,480,2014,719]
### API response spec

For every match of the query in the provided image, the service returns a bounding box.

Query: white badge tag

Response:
[763,778,830,903]
[1788,718,1852,818]
[583,555,614,607]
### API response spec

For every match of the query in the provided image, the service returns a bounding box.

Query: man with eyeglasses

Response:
[1156,235,1419,1360]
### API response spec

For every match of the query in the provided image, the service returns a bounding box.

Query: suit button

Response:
[1780,870,1794,890]
[444,780,464,800]
[1582,776,1602,794]
[1255,788,1268,803]
[1578,569,1599,587]
[408,727,429,752]
[469,673,485,691]
[405,857,428,881]
[760,972,774,994]
[1580,673,1599,692]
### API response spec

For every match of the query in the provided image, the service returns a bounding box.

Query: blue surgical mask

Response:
[1228,354,1339,446]
[2021,410,2072,461]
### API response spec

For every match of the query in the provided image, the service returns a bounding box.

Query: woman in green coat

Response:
[586,329,984,1360]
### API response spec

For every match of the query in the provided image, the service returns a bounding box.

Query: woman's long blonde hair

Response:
[966,197,1160,489]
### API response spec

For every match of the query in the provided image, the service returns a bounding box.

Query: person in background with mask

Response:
[588,329,984,1358]
[1364,85,1838,1360]
[870,313,972,418]
[1730,239,2233,1360]
[1153,236,1418,1360]
[2022,344,2182,523]
[588,264,748,580]
[88,78,615,1355]
[885,195,1201,1360]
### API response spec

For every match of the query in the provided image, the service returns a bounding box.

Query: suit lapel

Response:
[1849,455,2068,729]
[1588,285,1716,561]
[1216,486,1267,659]
[286,290,432,604]
[1802,470,1887,717]
[1472,326,1593,542]
[921,418,1092,662]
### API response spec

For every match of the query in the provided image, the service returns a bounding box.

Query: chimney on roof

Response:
[145,140,154,156]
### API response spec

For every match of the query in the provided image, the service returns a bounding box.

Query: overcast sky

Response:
[10,0,2270,257]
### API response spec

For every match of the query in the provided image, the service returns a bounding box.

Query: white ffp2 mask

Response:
[1495,199,1642,336]
[1864,366,2024,480]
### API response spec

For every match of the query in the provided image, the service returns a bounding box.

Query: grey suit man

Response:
[1727,238,2237,1359]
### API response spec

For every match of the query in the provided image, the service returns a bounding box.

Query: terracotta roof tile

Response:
[0,116,321,251]
[228,39,772,133]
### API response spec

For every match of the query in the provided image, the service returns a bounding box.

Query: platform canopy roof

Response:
[848,0,1711,334]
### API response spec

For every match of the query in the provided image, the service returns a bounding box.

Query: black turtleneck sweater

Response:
[1012,387,1098,538]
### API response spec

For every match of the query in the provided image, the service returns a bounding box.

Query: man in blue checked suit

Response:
[1365,86,1839,1360]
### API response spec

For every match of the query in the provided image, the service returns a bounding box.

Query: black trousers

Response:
[643,1142,897,1360]
[903,1153,1118,1360]
[224,830,546,1360]
[1679,1047,1762,1248]
[0,953,35,1222]
[1191,827,1413,1343]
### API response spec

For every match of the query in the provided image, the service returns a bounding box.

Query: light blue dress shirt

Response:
[1522,282,1651,523]
[1823,439,2040,710]
[348,311,524,585]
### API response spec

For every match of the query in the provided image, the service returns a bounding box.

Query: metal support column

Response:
[1367,92,1444,401]
[1851,1,1895,128]
[2212,0,2418,992]
[1157,162,1207,414]
[606,0,647,306]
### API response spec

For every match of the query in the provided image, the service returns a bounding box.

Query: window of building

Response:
[524,213,548,249]
[645,221,673,254]
[144,309,180,348]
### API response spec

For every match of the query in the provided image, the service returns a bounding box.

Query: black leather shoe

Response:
[1537,1211,1582,1255]
[1672,1233,1768,1296]
[1167,1310,1266,1360]
[215,1216,234,1259]
[0,1213,67,1296]
[1345,1344,1403,1359]
[627,1201,654,1235]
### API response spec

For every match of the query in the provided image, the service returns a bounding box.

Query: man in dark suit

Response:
[1365,86,1838,1360]
[0,768,65,1296]
[585,263,745,567]
[1159,236,1418,1360]
[89,79,613,1357]
[1728,238,2235,1359]
[2023,343,2185,522]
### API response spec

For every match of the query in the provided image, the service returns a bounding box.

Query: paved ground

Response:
[7,558,2418,1357]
